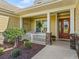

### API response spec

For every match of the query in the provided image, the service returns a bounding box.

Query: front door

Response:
[58,18,70,39]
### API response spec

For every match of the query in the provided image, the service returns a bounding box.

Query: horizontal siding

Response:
[8,17,20,28]
[0,15,9,32]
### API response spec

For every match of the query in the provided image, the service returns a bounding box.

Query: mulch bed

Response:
[0,43,45,59]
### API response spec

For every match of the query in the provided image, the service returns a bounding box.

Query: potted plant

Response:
[3,27,25,47]
[51,35,56,41]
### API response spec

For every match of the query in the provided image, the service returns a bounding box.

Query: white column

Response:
[47,12,51,33]
[55,13,58,38]
[70,8,75,34]
[20,17,23,29]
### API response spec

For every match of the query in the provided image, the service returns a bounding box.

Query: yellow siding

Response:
[76,1,79,33]
[23,18,31,32]
[23,17,47,32]
[8,16,20,28]
[23,16,56,35]
[31,19,35,31]
[50,15,56,35]
[0,15,9,32]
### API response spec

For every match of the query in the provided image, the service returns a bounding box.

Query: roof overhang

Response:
[18,0,77,17]
[0,8,19,17]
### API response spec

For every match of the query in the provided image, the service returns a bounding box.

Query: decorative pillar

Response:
[20,17,23,29]
[46,12,52,45]
[70,8,75,34]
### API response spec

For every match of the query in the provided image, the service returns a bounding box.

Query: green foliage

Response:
[4,27,25,43]
[37,21,42,28]
[23,40,32,48]
[0,47,4,56]
[11,48,21,58]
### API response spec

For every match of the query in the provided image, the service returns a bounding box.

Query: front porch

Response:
[20,8,75,44]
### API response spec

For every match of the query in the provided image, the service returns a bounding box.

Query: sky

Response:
[5,0,35,8]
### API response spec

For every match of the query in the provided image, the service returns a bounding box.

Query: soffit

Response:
[18,0,76,15]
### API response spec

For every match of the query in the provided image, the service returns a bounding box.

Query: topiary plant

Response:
[23,40,32,49]
[0,47,4,56]
[11,48,21,58]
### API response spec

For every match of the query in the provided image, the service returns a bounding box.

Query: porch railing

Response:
[22,32,46,45]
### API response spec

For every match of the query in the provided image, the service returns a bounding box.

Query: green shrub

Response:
[23,40,32,48]
[8,39,15,44]
[3,27,25,44]
[11,48,21,58]
[0,47,4,56]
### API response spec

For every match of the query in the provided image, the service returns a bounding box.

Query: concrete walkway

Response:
[32,41,78,59]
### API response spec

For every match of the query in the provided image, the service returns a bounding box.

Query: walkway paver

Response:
[32,41,78,59]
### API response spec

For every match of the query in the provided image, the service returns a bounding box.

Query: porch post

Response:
[47,12,51,33]
[70,8,75,34]
[46,12,52,45]
[20,17,23,29]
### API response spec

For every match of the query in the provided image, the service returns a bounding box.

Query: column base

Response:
[46,33,52,45]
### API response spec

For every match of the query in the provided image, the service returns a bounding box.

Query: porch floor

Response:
[32,41,78,59]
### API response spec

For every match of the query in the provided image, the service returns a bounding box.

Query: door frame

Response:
[58,18,70,39]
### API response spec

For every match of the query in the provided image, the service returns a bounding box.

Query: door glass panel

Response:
[64,20,69,33]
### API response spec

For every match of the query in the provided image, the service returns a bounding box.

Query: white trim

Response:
[55,13,58,38]
[35,19,37,32]
[20,17,23,29]
[47,12,50,33]
[70,8,75,34]
[35,18,47,32]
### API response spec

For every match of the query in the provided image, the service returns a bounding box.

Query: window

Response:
[36,20,47,32]
[42,20,47,32]
[36,21,42,32]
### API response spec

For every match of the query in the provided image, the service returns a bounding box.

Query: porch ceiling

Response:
[18,0,76,16]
